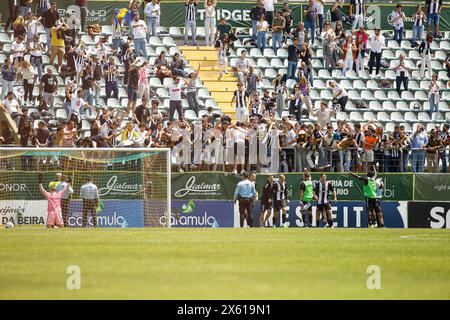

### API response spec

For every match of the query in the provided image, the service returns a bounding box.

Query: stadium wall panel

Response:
[234,200,408,228]
[0,199,145,227]
[408,202,450,228]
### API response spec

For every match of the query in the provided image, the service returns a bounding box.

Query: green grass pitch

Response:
[0,228,449,299]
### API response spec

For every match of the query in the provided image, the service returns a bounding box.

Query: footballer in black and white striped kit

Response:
[313,174,337,228]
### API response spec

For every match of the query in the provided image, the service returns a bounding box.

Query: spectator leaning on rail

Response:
[410,124,429,173]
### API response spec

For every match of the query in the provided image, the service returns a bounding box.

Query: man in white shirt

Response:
[264,0,277,27]
[144,0,159,40]
[229,123,247,173]
[312,101,334,128]
[130,14,148,59]
[2,91,22,126]
[62,120,78,147]
[391,4,405,44]
[329,80,348,112]
[393,54,411,95]
[284,121,297,172]
[68,89,92,121]
[234,50,250,83]
[166,76,183,121]
[172,121,192,170]
[368,28,384,77]
[11,36,26,65]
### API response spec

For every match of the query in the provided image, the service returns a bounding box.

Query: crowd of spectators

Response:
[0,0,449,174]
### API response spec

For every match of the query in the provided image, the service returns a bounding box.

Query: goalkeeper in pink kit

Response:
[39,174,70,228]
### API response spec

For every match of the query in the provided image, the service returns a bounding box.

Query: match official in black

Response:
[234,172,257,228]
[259,174,275,227]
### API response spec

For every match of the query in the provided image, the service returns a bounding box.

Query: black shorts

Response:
[317,203,332,212]
[274,199,286,211]
[376,199,382,211]
[366,197,381,213]
[300,201,312,212]
[260,199,272,212]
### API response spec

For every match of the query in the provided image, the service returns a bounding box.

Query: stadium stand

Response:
[0,0,449,173]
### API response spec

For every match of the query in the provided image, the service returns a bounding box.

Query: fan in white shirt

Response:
[11,38,26,61]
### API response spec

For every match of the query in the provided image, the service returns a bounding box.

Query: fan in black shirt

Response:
[134,103,151,126]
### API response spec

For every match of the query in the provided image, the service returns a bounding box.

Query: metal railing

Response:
[281,146,449,173]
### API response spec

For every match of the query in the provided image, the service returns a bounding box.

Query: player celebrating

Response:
[314,174,337,228]
[299,169,315,228]
[347,165,385,228]
[38,174,70,228]
[55,174,74,227]
[273,174,288,228]
[259,175,275,227]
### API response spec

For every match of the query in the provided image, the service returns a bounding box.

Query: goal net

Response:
[0,148,171,228]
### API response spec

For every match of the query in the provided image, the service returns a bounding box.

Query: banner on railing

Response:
[0,171,416,201]
[1,1,448,31]
[171,172,241,200]
[414,174,450,202]
[0,171,144,200]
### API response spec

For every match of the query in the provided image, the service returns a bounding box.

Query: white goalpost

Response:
[0,147,171,228]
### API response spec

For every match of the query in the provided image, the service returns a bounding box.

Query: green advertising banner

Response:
[170,172,414,201]
[0,171,143,200]
[158,1,450,31]
[414,174,450,201]
[171,172,241,200]
[3,170,449,202]
[0,1,448,31]
[256,173,414,202]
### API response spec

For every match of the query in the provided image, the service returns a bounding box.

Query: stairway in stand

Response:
[179,46,237,119]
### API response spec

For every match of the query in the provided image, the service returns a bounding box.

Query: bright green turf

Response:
[0,228,449,299]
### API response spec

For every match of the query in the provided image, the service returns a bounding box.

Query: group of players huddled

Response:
[235,166,385,228]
